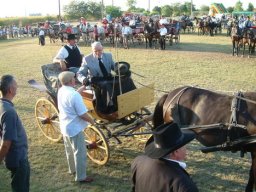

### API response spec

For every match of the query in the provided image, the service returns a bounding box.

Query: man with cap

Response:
[53,34,83,73]
[131,122,198,192]
[57,71,95,183]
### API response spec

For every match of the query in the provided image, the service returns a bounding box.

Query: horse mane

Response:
[153,93,168,129]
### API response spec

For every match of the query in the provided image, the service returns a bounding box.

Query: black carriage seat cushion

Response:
[41,63,62,99]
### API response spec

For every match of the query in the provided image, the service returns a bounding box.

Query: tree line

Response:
[0,0,254,27]
[63,0,255,19]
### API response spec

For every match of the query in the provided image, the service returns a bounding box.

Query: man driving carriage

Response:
[77,41,136,115]
[53,34,83,73]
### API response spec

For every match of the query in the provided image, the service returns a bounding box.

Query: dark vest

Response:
[64,45,82,68]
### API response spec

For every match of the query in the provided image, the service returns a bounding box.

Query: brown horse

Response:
[231,25,242,56]
[143,21,160,49]
[241,29,256,58]
[153,86,256,192]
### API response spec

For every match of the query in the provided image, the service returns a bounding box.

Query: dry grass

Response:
[0,33,256,192]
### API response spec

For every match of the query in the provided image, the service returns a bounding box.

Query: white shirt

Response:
[58,86,88,137]
[53,44,81,61]
[39,30,45,36]
[122,26,132,35]
[159,27,167,36]
[163,158,187,169]
[159,18,168,25]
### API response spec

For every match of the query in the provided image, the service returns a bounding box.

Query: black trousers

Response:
[7,158,30,192]
[93,77,136,114]
[159,35,166,50]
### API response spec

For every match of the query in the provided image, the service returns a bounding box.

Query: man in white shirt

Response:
[159,25,167,50]
[39,28,45,46]
[121,23,132,49]
[57,71,95,183]
[53,34,83,73]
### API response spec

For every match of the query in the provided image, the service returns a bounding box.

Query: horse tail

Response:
[153,93,168,129]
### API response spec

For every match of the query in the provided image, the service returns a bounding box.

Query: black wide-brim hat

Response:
[67,34,76,40]
[145,122,195,159]
[115,61,130,76]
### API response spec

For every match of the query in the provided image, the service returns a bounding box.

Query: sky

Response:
[0,0,255,18]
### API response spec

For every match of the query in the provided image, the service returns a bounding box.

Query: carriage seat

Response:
[41,63,62,99]
[41,63,81,100]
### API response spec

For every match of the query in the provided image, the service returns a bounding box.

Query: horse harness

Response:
[162,86,256,154]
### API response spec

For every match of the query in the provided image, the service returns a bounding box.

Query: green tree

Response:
[152,6,161,15]
[105,6,122,18]
[87,1,102,19]
[227,6,234,13]
[63,0,88,19]
[172,3,181,16]
[234,1,243,11]
[127,0,137,9]
[200,5,209,12]
[161,5,172,17]
[63,0,102,20]
[184,2,195,15]
[247,3,254,11]
[180,4,187,15]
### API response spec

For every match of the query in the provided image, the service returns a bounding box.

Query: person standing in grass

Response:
[0,74,30,192]
[57,71,95,183]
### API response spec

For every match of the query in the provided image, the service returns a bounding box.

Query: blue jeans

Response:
[8,158,30,192]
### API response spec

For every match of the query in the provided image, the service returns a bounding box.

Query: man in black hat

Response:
[53,34,83,73]
[131,122,198,192]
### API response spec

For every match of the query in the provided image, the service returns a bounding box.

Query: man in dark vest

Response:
[53,34,83,73]
[131,122,198,192]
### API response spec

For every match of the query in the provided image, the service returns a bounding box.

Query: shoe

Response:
[79,177,94,183]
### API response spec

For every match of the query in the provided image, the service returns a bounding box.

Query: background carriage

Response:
[29,63,154,165]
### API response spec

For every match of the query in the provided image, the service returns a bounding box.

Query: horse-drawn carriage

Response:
[164,23,181,46]
[28,63,154,165]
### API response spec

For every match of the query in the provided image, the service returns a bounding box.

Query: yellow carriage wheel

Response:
[84,125,109,165]
[133,107,153,142]
[35,98,62,142]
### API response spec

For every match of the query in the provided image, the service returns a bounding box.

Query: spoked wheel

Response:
[133,107,153,142]
[84,125,109,165]
[35,98,62,142]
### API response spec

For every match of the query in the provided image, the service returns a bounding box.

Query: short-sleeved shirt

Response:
[57,86,88,137]
[0,98,28,168]
[53,44,81,61]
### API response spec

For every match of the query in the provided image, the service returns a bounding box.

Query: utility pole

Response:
[101,0,104,20]
[191,0,193,18]
[58,0,61,20]
[112,0,114,6]
[148,0,150,12]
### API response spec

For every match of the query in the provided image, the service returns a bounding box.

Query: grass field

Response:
[0,32,256,192]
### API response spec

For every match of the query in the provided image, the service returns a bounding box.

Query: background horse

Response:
[231,24,242,56]
[241,29,256,58]
[153,86,256,192]
[143,21,160,49]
